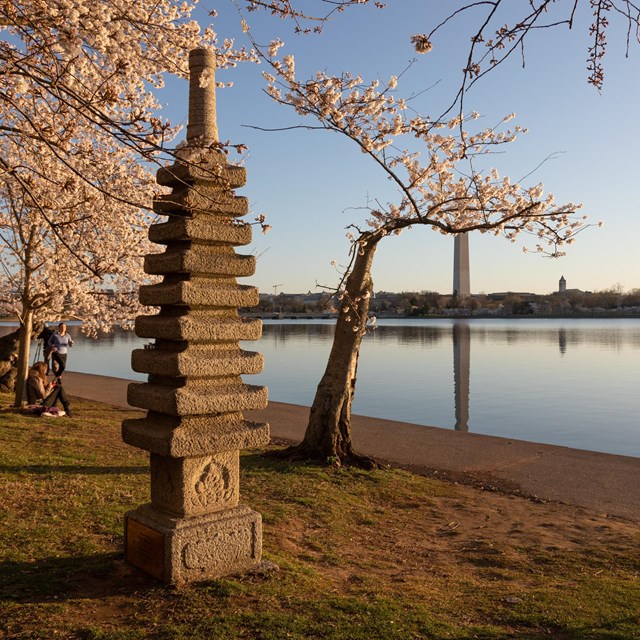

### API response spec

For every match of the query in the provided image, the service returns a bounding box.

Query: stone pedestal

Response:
[122,48,269,586]
[125,504,262,585]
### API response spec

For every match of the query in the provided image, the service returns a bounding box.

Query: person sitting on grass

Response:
[26,361,73,417]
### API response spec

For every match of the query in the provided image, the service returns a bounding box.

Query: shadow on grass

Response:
[0,552,157,603]
[241,451,326,474]
[0,464,147,475]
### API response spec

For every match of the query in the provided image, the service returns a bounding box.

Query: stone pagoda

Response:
[122,48,269,586]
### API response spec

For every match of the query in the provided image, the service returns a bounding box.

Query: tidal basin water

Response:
[14,318,640,458]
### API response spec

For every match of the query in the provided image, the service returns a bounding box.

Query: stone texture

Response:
[153,187,249,218]
[150,451,240,517]
[134,314,262,342]
[127,381,268,416]
[149,216,252,244]
[138,281,258,308]
[122,48,268,586]
[144,246,256,277]
[131,344,264,378]
[122,414,270,457]
[186,48,219,144]
[157,159,246,189]
[125,504,263,586]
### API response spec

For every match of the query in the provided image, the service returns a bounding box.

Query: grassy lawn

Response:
[0,393,638,639]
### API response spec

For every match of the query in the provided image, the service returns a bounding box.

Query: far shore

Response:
[2,312,640,324]
[241,311,640,320]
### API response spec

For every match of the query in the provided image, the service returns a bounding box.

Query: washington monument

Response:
[453,233,470,299]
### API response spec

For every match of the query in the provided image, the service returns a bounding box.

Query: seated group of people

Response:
[27,322,75,417]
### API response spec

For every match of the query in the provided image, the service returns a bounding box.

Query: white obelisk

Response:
[453,233,470,299]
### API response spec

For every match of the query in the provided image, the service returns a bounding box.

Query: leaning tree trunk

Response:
[296,235,381,466]
[14,307,34,407]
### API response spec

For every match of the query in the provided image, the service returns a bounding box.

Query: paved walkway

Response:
[63,371,640,522]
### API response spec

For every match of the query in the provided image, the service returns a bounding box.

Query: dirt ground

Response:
[54,455,640,622]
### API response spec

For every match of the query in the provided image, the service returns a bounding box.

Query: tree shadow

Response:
[0,553,159,604]
[0,464,147,475]
[241,450,323,474]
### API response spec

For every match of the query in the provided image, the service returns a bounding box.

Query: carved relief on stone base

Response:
[126,503,262,586]
[150,451,240,517]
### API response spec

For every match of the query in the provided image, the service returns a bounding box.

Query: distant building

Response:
[557,276,587,296]
[559,275,567,293]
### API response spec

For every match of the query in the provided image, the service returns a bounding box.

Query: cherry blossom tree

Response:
[261,57,593,466]
[0,0,241,404]
[0,134,158,406]
[411,0,640,118]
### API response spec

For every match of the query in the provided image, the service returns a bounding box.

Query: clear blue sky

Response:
[159,1,640,296]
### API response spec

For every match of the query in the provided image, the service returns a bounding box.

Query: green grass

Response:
[0,393,638,639]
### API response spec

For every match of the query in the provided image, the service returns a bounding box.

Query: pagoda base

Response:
[125,503,262,586]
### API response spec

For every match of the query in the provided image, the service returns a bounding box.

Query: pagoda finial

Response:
[187,48,219,144]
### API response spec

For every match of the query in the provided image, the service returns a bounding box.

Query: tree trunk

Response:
[14,307,33,407]
[296,235,381,466]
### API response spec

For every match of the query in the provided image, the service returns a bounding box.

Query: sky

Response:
[158,1,640,296]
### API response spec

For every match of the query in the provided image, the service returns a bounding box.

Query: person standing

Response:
[36,323,55,373]
[47,322,74,379]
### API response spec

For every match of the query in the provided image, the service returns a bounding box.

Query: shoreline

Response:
[63,370,640,522]
[2,313,640,323]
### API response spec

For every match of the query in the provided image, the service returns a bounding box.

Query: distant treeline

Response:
[245,287,640,318]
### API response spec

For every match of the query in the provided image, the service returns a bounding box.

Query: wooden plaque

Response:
[125,517,165,582]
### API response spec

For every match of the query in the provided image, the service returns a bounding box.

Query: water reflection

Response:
[374,325,443,347]
[262,322,335,346]
[559,328,567,355]
[257,320,639,443]
[453,321,470,432]
[1,318,638,455]
[259,319,640,352]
